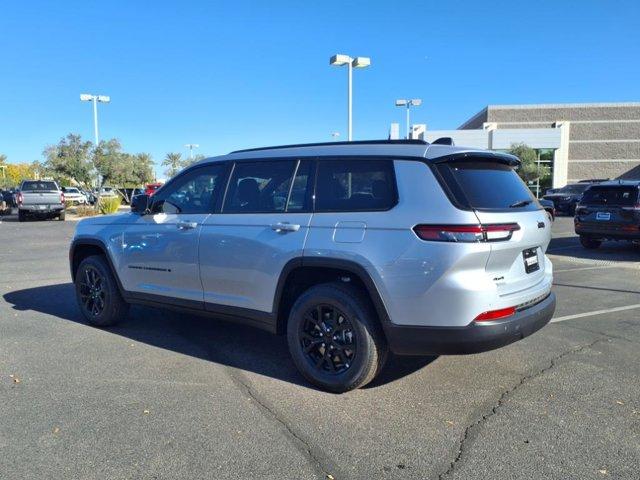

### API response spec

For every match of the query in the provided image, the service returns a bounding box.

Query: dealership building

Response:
[414,102,640,194]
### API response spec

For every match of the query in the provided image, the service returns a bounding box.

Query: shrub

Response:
[98,196,121,215]
[75,205,99,217]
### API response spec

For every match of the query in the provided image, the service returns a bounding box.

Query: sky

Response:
[1,0,639,178]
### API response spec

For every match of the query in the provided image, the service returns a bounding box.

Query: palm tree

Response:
[162,152,183,179]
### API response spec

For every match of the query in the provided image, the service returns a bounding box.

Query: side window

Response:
[286,160,312,212]
[151,164,226,214]
[223,160,297,213]
[315,159,397,212]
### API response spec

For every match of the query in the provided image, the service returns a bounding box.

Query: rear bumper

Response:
[575,223,640,240]
[18,205,64,213]
[385,292,556,356]
[19,205,64,213]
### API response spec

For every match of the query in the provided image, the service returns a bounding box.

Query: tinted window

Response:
[581,186,638,206]
[558,184,590,194]
[151,164,226,214]
[224,160,296,213]
[21,181,58,192]
[315,159,396,212]
[437,161,538,210]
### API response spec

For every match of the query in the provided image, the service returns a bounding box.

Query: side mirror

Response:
[131,194,150,214]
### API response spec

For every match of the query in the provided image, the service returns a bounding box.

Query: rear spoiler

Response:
[430,151,521,167]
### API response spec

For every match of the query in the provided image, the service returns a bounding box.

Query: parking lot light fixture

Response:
[80,93,110,203]
[330,54,371,141]
[395,98,422,139]
[185,143,200,160]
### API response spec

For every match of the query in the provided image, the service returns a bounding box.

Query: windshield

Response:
[581,186,638,206]
[557,184,589,194]
[21,181,58,192]
[65,188,79,193]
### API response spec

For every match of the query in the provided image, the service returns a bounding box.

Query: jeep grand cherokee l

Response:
[69,140,555,392]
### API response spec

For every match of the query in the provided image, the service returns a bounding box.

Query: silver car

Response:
[69,140,555,392]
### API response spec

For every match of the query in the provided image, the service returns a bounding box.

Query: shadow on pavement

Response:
[548,235,639,263]
[3,283,435,390]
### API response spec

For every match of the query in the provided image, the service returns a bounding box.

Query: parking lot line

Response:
[554,265,618,273]
[551,303,640,323]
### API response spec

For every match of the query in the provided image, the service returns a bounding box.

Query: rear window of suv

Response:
[581,186,639,206]
[436,161,538,211]
[21,181,58,191]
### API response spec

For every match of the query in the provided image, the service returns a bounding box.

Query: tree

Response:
[183,153,206,168]
[131,153,155,185]
[509,143,551,184]
[162,152,183,178]
[43,134,94,189]
[94,138,125,187]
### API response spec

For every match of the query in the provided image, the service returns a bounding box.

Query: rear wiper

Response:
[509,199,533,208]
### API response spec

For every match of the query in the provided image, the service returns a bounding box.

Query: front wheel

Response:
[75,255,128,327]
[287,283,388,393]
[580,236,601,249]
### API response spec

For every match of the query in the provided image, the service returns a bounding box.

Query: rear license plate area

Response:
[596,212,611,221]
[523,248,540,274]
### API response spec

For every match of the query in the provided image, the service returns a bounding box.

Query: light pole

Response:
[80,94,110,145]
[80,93,110,203]
[184,143,200,160]
[330,54,371,141]
[395,99,422,139]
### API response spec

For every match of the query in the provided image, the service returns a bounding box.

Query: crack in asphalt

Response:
[437,338,607,480]
[226,369,333,479]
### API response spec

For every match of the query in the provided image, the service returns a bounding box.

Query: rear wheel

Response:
[75,255,128,327]
[58,211,66,221]
[18,210,26,222]
[580,236,601,249]
[287,283,388,393]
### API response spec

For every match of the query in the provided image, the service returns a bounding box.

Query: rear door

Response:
[198,158,313,314]
[436,160,550,296]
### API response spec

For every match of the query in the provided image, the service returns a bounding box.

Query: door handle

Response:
[270,222,300,232]
[177,221,198,230]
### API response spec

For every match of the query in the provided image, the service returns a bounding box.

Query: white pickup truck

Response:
[17,180,65,222]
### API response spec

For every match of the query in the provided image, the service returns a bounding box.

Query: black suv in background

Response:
[543,183,593,215]
[574,181,640,249]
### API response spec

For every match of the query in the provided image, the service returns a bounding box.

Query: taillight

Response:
[17,192,23,205]
[60,192,65,204]
[474,306,516,322]
[413,223,520,243]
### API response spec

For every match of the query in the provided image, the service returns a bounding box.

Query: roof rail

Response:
[230,139,429,154]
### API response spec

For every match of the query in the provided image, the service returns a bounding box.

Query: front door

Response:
[120,164,228,305]
[199,159,314,316]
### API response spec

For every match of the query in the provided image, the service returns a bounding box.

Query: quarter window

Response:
[224,160,297,213]
[315,159,397,212]
[151,164,226,214]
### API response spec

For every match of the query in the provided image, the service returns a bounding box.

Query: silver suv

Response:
[69,140,555,392]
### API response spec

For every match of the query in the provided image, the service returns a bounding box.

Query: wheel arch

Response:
[69,239,125,294]
[273,257,392,335]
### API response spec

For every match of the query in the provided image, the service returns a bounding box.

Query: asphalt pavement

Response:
[1,214,638,479]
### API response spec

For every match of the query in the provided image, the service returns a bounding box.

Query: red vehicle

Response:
[144,183,163,196]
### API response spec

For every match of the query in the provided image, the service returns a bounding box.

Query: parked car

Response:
[144,182,163,196]
[69,140,555,392]
[542,183,594,215]
[574,180,640,249]
[98,187,118,198]
[539,198,555,221]
[17,180,65,221]
[62,187,87,205]
[117,188,144,205]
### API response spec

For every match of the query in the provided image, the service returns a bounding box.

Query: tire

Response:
[75,255,128,327]
[58,211,66,221]
[580,236,601,249]
[287,282,388,393]
[18,210,26,222]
